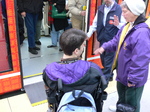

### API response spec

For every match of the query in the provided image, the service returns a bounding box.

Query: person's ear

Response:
[73,48,79,55]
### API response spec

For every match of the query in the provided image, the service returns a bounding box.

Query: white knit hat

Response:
[124,0,146,16]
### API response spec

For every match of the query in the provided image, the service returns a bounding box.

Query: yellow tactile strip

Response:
[23,73,42,79]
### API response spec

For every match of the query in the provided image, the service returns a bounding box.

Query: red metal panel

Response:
[0,0,23,95]
[86,0,103,68]
[0,3,10,71]
[118,0,123,4]
[0,75,22,95]
[146,0,150,17]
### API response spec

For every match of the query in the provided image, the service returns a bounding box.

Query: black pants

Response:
[117,81,144,112]
[100,51,115,81]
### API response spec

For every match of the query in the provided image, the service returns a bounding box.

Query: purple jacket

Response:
[44,60,102,84]
[102,22,150,87]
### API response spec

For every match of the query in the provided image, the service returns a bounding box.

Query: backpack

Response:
[57,90,96,112]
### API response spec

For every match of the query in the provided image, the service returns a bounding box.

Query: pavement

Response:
[102,77,150,112]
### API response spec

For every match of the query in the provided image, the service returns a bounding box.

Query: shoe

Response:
[33,46,40,50]
[35,40,41,45]
[47,108,54,112]
[47,45,57,48]
[47,108,53,112]
[59,48,63,51]
[29,48,38,55]
[109,105,116,112]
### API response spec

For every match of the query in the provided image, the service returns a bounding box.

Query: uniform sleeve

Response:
[17,0,24,13]
[128,28,150,85]
[87,12,98,38]
[68,0,81,16]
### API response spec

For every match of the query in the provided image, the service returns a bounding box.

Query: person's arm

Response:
[17,0,26,17]
[87,12,98,39]
[94,27,122,55]
[68,0,85,16]
[94,35,118,55]
[54,0,66,12]
[17,0,24,13]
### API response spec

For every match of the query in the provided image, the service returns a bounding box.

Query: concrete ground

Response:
[1,73,150,112]
[102,73,150,112]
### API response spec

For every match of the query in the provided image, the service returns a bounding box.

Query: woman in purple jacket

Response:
[94,0,150,112]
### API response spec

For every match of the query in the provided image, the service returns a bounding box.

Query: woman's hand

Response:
[113,15,119,26]
[127,83,135,87]
[94,47,105,55]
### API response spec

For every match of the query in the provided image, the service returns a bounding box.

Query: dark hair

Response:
[59,28,87,55]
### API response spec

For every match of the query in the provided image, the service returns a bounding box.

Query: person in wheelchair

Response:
[42,28,107,112]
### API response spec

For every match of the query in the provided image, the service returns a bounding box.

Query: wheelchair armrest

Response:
[101,75,107,87]
[58,78,63,90]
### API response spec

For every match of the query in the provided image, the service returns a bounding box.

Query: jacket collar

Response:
[133,14,146,26]
[99,2,117,13]
[125,14,147,28]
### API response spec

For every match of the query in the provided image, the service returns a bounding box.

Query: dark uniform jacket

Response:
[51,0,68,31]
[17,0,43,14]
[97,2,122,45]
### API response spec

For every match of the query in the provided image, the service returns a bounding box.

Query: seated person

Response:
[43,28,106,112]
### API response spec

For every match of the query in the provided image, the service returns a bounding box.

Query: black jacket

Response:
[17,0,43,14]
[51,0,68,31]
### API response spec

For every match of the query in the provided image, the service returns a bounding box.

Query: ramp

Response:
[24,81,47,106]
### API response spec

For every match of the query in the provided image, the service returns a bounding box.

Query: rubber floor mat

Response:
[24,81,47,106]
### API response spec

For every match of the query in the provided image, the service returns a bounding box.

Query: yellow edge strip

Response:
[23,73,42,79]
[31,100,48,106]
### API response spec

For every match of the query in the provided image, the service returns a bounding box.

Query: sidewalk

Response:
[103,78,150,112]
[1,72,150,112]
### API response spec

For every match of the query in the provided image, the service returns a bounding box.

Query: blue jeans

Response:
[51,24,64,46]
[25,13,38,48]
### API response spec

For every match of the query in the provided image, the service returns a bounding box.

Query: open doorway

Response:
[19,2,63,78]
